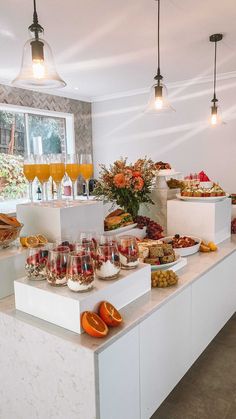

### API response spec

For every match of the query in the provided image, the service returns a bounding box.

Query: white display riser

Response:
[16,200,104,242]
[14,263,151,334]
[0,245,28,299]
[167,198,231,244]
[140,188,179,235]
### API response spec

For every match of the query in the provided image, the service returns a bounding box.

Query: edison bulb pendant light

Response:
[12,0,66,89]
[209,34,223,126]
[146,0,174,114]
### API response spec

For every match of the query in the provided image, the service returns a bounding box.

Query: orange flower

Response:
[113,173,126,188]
[132,171,141,178]
[134,176,144,191]
[124,168,133,177]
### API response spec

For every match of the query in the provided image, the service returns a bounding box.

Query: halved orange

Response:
[20,237,27,247]
[36,234,48,245]
[81,311,109,338]
[25,236,39,248]
[99,301,123,327]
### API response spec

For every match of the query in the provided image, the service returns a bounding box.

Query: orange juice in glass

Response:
[35,155,50,201]
[23,154,35,202]
[50,155,65,200]
[66,154,80,200]
[80,164,93,180]
[23,164,36,182]
[80,154,93,199]
[35,164,50,183]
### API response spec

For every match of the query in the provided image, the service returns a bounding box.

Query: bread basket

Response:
[0,223,23,248]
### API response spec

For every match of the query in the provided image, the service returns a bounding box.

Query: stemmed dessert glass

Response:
[35,154,50,202]
[65,153,80,200]
[49,154,65,200]
[23,154,36,202]
[79,153,93,199]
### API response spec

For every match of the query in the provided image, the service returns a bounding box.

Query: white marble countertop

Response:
[1,236,236,354]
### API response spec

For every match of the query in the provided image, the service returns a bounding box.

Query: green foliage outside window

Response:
[28,115,63,154]
[0,153,27,199]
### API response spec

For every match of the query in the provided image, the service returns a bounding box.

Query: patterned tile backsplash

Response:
[0,84,92,155]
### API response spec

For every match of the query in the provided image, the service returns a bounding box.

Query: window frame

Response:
[0,102,75,155]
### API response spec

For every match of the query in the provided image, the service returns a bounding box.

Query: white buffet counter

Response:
[0,238,236,419]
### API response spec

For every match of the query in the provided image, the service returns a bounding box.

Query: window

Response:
[27,114,66,155]
[0,104,74,213]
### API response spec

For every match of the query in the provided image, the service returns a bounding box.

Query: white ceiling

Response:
[0,0,236,102]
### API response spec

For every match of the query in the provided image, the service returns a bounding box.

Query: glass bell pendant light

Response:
[146,0,174,114]
[209,34,223,126]
[12,0,66,89]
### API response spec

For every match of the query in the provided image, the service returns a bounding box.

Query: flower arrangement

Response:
[94,157,157,218]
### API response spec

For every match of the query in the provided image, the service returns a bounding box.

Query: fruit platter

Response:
[137,240,181,271]
[162,234,201,257]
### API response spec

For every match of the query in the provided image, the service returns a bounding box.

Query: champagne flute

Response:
[23,154,36,202]
[49,154,65,200]
[65,154,80,200]
[35,155,50,202]
[80,153,93,199]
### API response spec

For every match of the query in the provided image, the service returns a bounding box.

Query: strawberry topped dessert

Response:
[118,236,139,269]
[67,252,94,292]
[95,243,121,280]
[25,248,49,280]
[46,247,70,286]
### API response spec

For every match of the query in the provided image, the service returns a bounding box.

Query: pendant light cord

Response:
[213,40,217,102]
[33,0,38,25]
[29,0,44,39]
[157,0,160,75]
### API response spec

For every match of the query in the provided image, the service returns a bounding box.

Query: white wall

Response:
[92,77,236,192]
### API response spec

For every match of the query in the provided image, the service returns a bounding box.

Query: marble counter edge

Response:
[0,237,236,354]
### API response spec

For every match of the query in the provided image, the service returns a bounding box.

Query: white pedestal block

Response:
[14,263,151,334]
[167,199,231,244]
[16,200,104,242]
[140,188,180,234]
[0,246,28,299]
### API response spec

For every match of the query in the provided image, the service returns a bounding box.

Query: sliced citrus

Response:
[208,242,218,251]
[99,301,123,327]
[36,234,48,245]
[81,311,109,338]
[20,237,27,247]
[25,235,39,248]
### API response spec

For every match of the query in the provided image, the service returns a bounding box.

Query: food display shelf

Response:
[16,200,104,242]
[0,245,28,299]
[14,263,151,334]
[167,198,231,244]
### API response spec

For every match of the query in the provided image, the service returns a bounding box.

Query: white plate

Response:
[176,193,229,203]
[103,223,137,236]
[157,170,180,177]
[150,254,181,271]
[162,236,201,257]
